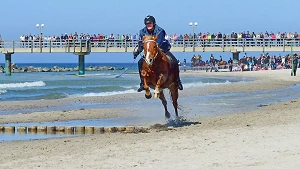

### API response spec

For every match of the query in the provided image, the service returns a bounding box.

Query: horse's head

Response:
[142,35,159,66]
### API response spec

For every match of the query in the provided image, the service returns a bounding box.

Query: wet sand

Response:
[0,69,300,168]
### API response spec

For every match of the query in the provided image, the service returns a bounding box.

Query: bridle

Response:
[143,39,160,65]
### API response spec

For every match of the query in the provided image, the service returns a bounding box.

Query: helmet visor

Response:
[145,20,153,24]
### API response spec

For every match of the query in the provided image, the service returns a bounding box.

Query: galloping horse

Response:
[141,35,179,119]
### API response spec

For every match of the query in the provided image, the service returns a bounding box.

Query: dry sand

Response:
[0,69,300,169]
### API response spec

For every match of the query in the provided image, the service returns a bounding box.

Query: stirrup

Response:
[178,81,183,90]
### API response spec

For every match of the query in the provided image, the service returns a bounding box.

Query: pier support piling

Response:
[232,52,240,66]
[78,55,85,75]
[4,52,13,75]
[74,52,90,76]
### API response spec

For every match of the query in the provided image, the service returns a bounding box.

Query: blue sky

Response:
[0,0,299,63]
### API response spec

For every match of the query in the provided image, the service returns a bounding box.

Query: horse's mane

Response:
[143,35,155,42]
[143,35,173,65]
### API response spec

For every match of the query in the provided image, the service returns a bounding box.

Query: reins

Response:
[115,45,140,78]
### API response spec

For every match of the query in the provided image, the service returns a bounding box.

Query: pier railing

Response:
[1,38,300,53]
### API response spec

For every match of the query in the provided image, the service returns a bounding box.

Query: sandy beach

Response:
[1,69,300,169]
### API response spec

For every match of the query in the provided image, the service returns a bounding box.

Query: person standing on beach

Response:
[228,57,233,72]
[292,54,298,76]
[183,59,187,72]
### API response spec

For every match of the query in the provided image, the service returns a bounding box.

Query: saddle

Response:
[161,50,177,69]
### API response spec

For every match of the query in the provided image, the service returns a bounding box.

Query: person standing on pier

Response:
[133,15,183,92]
[0,35,2,48]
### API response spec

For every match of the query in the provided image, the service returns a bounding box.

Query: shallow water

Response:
[1,84,300,141]
[0,133,80,142]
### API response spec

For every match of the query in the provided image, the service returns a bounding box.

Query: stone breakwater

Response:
[0,64,125,73]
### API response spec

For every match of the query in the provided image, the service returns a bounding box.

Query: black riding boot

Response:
[178,78,183,90]
[137,58,145,92]
[164,51,183,90]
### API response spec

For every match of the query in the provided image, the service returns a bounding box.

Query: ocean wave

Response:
[0,90,7,94]
[71,89,136,97]
[76,73,113,77]
[0,81,46,89]
[184,80,231,88]
[121,85,139,89]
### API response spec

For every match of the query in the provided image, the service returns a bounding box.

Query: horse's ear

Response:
[154,34,158,40]
[142,36,146,41]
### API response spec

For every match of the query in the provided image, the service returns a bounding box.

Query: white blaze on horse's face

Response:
[144,40,158,66]
[146,42,151,65]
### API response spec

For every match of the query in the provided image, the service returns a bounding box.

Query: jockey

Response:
[133,15,183,92]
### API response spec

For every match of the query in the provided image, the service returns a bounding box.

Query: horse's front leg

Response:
[154,73,167,98]
[142,71,152,99]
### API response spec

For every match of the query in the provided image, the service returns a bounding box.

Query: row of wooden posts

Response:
[0,126,148,135]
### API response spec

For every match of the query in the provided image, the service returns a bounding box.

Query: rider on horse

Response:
[133,15,183,92]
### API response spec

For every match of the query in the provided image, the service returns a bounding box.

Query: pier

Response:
[1,39,300,75]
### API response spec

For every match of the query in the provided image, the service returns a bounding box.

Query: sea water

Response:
[0,63,242,102]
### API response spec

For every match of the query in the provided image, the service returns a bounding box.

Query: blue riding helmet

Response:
[137,16,171,52]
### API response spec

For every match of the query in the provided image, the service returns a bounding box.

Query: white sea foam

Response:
[90,73,112,76]
[122,81,232,90]
[184,80,231,89]
[68,81,232,98]
[121,85,139,89]
[79,89,136,97]
[0,81,46,89]
[76,73,115,78]
[0,90,7,94]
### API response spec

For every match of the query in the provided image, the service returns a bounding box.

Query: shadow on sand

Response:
[150,117,201,131]
[166,117,201,128]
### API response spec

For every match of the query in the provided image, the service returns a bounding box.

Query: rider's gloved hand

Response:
[133,50,141,59]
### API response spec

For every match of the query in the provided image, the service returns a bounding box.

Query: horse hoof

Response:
[154,93,160,98]
[165,112,171,119]
[145,93,152,99]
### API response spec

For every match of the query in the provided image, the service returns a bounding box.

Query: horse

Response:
[140,35,179,119]
[218,60,227,66]
[191,55,198,68]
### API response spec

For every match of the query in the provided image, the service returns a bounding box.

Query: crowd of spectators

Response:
[16,31,300,42]
[1,31,300,48]
[233,53,299,72]
[0,31,300,47]
[2,31,299,73]
[186,53,300,72]
[12,31,300,48]
[18,32,140,42]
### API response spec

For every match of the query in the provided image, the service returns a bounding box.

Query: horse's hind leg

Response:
[159,90,170,119]
[170,86,179,118]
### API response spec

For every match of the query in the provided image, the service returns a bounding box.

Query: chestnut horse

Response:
[141,35,179,119]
